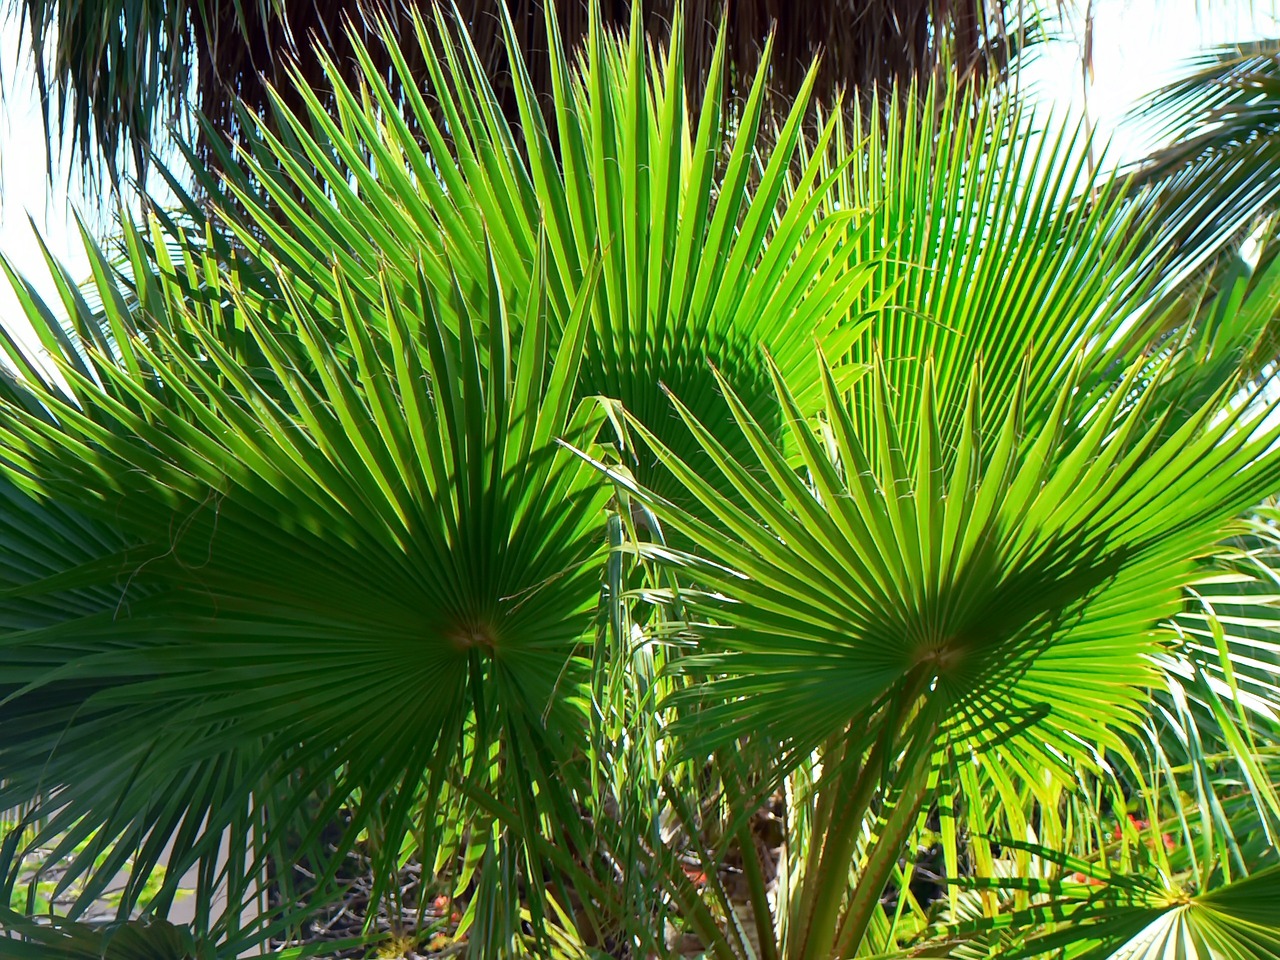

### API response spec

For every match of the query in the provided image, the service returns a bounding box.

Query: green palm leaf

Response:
[1156,504,1280,875]
[0,233,609,950]
[811,86,1176,451]
[592,342,1280,762]
[179,3,876,504]
[573,247,1280,950]
[3,4,1278,957]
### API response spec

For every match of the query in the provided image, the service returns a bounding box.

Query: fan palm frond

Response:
[181,3,879,506]
[0,224,611,952]
[577,321,1280,953]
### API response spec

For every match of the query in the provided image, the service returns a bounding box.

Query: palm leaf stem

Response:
[831,710,943,960]
[722,754,781,960]
[795,674,938,960]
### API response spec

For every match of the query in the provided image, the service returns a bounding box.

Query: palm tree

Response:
[1126,39,1280,277]
[1,3,1278,958]
[5,0,1030,183]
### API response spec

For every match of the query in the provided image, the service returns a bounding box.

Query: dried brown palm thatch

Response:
[7,0,1029,185]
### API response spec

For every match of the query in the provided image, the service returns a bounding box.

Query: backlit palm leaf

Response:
[2,3,1278,957]
[814,87,1169,447]
[1157,503,1280,875]
[179,3,876,502]
[597,342,1280,761]
[576,249,1280,953]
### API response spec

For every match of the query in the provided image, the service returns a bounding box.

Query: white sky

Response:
[0,17,93,350]
[1020,0,1276,162]
[0,1,1275,351]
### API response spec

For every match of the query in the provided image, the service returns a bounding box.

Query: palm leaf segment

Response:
[190,3,874,502]
[593,87,1280,779]
[585,291,1280,956]
[0,230,610,932]
[823,86,1166,434]
[0,1,876,943]
[1157,500,1280,873]
[605,342,1280,768]
[4,4,1280,956]
[569,90,1280,955]
[0,909,203,960]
